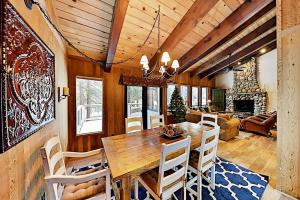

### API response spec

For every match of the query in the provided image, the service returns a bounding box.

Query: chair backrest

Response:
[150,114,165,128]
[157,136,191,199]
[40,136,66,200]
[198,126,220,173]
[125,116,143,133]
[200,113,218,127]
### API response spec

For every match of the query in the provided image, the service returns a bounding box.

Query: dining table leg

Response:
[121,176,132,200]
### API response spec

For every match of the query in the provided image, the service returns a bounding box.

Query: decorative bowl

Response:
[159,125,186,139]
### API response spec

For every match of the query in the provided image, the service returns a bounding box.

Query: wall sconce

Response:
[58,87,70,102]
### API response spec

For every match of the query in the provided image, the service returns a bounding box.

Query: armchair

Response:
[218,116,241,141]
[241,113,277,136]
[41,137,111,200]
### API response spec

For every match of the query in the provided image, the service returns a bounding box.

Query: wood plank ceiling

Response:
[53,0,116,60]
[114,0,246,68]
[53,0,276,77]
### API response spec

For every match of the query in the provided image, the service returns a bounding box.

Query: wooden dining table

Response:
[102,122,205,200]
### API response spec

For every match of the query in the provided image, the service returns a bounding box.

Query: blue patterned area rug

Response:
[76,157,269,200]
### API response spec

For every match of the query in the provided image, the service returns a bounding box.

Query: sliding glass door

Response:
[147,87,161,129]
[126,86,161,129]
[126,86,143,118]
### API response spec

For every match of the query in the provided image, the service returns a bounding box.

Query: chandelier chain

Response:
[31,0,160,66]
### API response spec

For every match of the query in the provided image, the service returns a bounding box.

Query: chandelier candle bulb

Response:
[140,55,149,65]
[143,63,150,71]
[161,52,170,65]
[159,66,166,74]
[171,60,180,70]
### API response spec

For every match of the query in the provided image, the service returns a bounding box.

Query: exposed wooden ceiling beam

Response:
[207,41,277,79]
[190,16,276,77]
[199,31,276,78]
[176,0,276,75]
[147,0,219,69]
[105,0,129,72]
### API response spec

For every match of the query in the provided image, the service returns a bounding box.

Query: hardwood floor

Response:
[217,132,277,187]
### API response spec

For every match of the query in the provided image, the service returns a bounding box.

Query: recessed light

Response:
[238,61,241,65]
[260,48,267,53]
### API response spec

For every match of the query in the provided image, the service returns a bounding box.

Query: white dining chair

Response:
[150,114,165,128]
[40,136,111,200]
[125,116,143,133]
[134,136,192,200]
[198,113,218,127]
[187,126,220,199]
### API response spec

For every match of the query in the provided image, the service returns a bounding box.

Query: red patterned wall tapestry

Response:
[0,0,55,152]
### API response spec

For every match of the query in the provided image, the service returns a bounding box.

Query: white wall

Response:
[257,49,277,112]
[215,70,234,89]
[215,49,277,112]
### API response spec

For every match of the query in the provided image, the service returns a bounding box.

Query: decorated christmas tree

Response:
[168,87,187,123]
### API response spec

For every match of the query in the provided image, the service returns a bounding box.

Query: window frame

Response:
[75,76,104,136]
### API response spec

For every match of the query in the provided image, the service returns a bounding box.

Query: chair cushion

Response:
[61,168,106,200]
[189,150,200,169]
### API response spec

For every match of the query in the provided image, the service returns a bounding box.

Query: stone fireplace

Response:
[226,58,267,115]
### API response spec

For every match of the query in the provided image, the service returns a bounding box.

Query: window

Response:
[192,87,199,106]
[180,85,189,106]
[76,77,103,135]
[201,87,208,106]
[167,84,175,107]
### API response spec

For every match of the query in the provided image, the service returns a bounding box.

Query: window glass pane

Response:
[201,87,208,106]
[167,84,175,107]
[147,87,159,112]
[76,78,103,135]
[192,87,199,106]
[127,86,143,117]
[147,87,160,129]
[180,85,189,106]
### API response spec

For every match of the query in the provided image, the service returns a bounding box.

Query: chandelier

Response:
[140,6,180,78]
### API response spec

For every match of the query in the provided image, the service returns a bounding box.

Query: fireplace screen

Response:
[234,100,254,113]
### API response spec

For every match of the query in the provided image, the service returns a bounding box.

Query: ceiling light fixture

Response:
[140,6,179,78]
[260,48,267,54]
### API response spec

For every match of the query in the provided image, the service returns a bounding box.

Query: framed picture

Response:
[0,0,55,152]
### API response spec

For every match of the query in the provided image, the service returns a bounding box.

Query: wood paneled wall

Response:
[0,0,68,199]
[277,0,300,198]
[67,56,142,151]
[67,56,215,152]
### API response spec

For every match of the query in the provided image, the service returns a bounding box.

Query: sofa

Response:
[241,112,277,136]
[185,110,240,141]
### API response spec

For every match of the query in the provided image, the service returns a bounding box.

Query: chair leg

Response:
[197,172,202,200]
[106,174,111,200]
[183,186,187,200]
[210,164,216,190]
[134,179,139,200]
